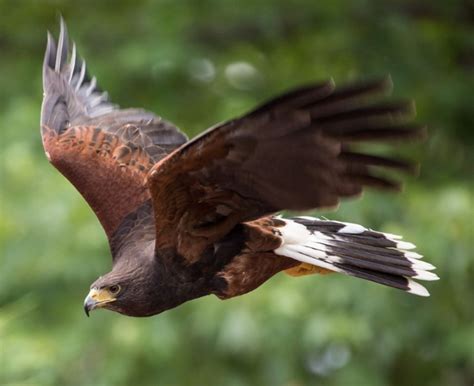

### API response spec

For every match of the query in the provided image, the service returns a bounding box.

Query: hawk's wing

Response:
[41,20,187,245]
[147,77,426,262]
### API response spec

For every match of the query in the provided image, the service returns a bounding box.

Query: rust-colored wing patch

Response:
[41,20,187,252]
[215,252,295,299]
[214,217,296,299]
[43,125,153,238]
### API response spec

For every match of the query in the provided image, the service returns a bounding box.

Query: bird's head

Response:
[84,274,130,316]
[83,265,159,317]
[83,259,207,317]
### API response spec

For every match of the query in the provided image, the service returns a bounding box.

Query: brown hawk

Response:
[41,20,437,317]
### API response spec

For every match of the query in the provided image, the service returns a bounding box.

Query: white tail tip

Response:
[407,279,430,297]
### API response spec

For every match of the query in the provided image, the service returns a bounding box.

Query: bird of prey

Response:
[41,20,438,318]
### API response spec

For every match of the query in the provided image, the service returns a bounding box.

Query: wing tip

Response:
[379,73,393,94]
[44,17,70,74]
[359,73,394,96]
[417,125,429,142]
[44,31,56,70]
[55,16,69,72]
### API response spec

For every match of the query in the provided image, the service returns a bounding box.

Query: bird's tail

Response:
[274,216,438,296]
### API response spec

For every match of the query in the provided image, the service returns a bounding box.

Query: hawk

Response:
[41,20,438,318]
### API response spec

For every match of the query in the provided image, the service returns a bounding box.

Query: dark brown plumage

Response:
[41,20,437,318]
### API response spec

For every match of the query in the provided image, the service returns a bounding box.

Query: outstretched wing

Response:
[147,77,426,262]
[41,20,187,244]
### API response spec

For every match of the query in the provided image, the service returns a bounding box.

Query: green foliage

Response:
[0,0,473,385]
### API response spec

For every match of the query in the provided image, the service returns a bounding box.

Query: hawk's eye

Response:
[109,285,121,295]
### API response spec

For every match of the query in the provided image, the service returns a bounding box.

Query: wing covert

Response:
[147,77,426,263]
[41,20,187,245]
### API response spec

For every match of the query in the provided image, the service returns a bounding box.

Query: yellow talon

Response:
[285,263,333,277]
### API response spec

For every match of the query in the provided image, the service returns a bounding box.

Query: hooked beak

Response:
[83,287,116,317]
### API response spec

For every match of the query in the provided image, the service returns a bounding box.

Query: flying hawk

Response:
[41,20,438,318]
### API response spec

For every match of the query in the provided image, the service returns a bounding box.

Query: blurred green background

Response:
[1,0,473,385]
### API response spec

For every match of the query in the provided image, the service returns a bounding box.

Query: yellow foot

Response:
[284,263,333,277]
